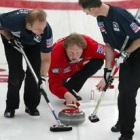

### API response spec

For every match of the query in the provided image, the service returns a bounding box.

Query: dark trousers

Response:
[118,48,140,138]
[1,35,41,110]
[64,58,103,95]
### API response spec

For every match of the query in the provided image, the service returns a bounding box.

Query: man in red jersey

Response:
[48,33,117,105]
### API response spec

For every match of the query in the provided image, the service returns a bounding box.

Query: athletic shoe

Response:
[25,107,40,116]
[75,95,82,101]
[71,92,82,101]
[4,109,15,118]
[111,122,120,132]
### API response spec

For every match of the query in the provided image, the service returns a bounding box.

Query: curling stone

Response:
[59,108,85,125]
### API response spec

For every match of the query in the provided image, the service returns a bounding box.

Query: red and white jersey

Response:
[48,35,106,99]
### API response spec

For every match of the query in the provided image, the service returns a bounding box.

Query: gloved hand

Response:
[104,68,114,85]
[8,38,22,49]
[39,76,47,94]
[116,51,130,67]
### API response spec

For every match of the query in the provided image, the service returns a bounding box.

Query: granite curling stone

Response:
[59,108,85,125]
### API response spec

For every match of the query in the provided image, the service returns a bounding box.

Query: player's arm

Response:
[96,43,114,91]
[39,33,53,91]
[40,52,51,77]
[40,25,53,77]
[105,43,114,68]
[38,52,51,94]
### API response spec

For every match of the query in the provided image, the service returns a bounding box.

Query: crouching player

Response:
[48,33,118,106]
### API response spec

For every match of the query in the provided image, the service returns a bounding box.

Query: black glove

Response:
[8,38,22,49]
[104,68,114,85]
[116,51,130,67]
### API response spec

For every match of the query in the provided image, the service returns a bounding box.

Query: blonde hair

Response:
[64,33,87,49]
[26,9,47,25]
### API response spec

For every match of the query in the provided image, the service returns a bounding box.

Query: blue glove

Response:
[104,68,114,85]
[116,51,130,67]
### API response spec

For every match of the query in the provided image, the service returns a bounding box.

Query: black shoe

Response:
[111,122,120,132]
[25,107,40,116]
[4,109,15,118]
[119,136,132,140]
[75,95,82,101]
[71,92,82,101]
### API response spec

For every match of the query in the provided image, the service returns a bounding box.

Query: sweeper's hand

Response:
[96,78,106,91]
[64,92,78,105]
[104,68,112,84]
[39,76,47,92]
[115,51,130,67]
[96,78,114,91]
[8,38,22,49]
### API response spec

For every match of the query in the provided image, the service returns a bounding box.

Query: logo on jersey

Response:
[34,35,42,43]
[98,22,106,32]
[113,22,120,31]
[97,45,104,54]
[63,66,71,73]
[46,37,53,48]
[16,9,29,15]
[130,22,140,33]
[52,68,61,73]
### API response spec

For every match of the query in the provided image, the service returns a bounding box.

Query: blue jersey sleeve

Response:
[118,9,140,40]
[0,9,28,31]
[39,23,53,53]
[97,20,109,43]
[97,7,140,50]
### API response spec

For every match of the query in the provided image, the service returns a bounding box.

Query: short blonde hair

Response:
[64,33,87,49]
[26,9,47,25]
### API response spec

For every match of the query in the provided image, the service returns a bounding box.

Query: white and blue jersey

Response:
[0,9,53,53]
[97,6,140,51]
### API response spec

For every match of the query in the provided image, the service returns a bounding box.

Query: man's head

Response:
[26,9,47,35]
[79,0,102,9]
[64,33,87,63]
[78,0,102,17]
